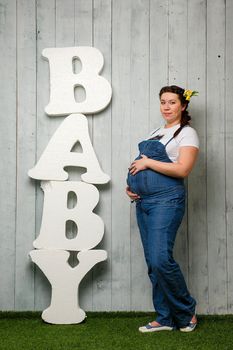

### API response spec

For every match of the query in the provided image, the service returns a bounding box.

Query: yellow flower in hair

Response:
[183,89,199,101]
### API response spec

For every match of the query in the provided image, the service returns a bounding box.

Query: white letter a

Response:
[28,114,109,184]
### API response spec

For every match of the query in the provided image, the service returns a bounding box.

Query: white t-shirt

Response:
[146,124,199,162]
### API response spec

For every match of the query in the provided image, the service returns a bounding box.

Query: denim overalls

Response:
[128,135,196,328]
[127,136,183,196]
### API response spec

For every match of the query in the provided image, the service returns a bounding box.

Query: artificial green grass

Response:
[0,312,233,350]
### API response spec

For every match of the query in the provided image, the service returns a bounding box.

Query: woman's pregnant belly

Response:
[127,140,182,195]
[127,168,172,195]
[127,163,184,196]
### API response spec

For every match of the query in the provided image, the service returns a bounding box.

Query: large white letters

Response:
[29,46,111,324]
[29,249,107,324]
[28,113,110,183]
[43,47,112,116]
[33,181,104,250]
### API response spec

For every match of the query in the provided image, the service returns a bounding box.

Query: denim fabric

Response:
[129,139,196,328]
[136,186,196,328]
[127,140,183,196]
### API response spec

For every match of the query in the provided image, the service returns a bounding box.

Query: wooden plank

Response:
[92,0,112,311]
[34,0,57,311]
[186,0,208,314]
[75,0,93,46]
[168,0,189,280]
[187,0,208,315]
[129,0,151,312]
[0,0,17,310]
[15,0,37,310]
[226,0,233,314]
[150,0,169,131]
[111,0,132,310]
[168,0,188,86]
[56,0,75,46]
[207,0,227,314]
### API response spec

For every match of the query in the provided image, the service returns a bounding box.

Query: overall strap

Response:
[164,136,174,147]
[149,128,161,139]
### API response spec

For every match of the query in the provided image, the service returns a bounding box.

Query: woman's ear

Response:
[181,103,188,112]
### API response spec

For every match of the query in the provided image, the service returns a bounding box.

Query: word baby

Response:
[28,47,112,324]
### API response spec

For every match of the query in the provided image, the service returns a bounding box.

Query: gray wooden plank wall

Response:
[0,0,233,314]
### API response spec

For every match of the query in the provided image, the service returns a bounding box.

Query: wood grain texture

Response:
[187,0,208,314]
[0,0,17,310]
[206,0,227,314]
[15,0,37,310]
[111,0,132,310]
[225,0,233,314]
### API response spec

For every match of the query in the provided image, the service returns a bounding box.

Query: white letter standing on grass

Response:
[28,46,112,324]
[29,249,107,324]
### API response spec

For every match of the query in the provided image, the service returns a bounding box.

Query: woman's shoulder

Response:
[179,125,198,136]
[176,125,199,148]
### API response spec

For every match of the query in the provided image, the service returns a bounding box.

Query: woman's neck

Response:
[164,121,180,129]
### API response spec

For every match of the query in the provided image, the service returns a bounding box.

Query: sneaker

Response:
[180,316,197,332]
[139,322,174,333]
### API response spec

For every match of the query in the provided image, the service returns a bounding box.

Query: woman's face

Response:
[160,92,186,126]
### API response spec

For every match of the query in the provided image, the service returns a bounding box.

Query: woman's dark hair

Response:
[159,85,191,137]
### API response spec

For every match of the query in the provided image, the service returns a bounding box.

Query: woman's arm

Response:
[129,146,199,178]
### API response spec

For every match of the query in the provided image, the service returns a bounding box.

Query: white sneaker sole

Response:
[139,324,174,333]
[180,323,197,332]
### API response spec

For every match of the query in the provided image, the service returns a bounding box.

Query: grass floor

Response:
[0,312,233,350]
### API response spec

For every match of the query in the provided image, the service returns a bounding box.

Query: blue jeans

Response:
[136,185,196,328]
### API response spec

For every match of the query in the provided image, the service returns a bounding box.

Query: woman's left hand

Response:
[129,155,148,175]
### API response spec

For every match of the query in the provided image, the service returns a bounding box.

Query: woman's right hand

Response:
[125,186,140,201]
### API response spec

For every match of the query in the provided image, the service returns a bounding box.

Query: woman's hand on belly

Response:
[129,155,149,175]
[126,186,140,201]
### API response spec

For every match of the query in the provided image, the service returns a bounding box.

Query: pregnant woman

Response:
[126,85,199,332]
